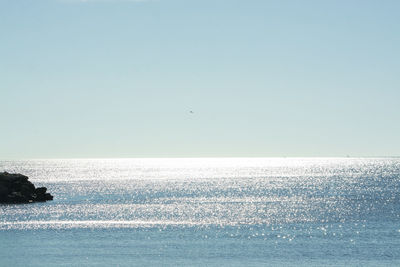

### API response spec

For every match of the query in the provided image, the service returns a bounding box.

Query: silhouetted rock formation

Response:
[0,172,53,203]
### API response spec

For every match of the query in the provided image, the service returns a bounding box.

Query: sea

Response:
[0,158,399,266]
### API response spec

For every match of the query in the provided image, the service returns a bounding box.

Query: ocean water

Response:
[0,158,399,266]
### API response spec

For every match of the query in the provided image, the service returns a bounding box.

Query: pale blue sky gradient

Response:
[1,0,399,158]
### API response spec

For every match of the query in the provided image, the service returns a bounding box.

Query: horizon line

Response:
[1,156,400,161]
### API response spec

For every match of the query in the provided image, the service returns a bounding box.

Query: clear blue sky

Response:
[1,0,399,158]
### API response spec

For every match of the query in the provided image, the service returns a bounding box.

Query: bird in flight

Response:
[189,111,194,114]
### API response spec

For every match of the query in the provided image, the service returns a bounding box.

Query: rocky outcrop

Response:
[0,172,53,203]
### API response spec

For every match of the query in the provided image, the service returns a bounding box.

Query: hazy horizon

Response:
[2,156,400,161]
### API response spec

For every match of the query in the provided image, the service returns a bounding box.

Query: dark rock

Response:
[35,187,47,195]
[35,194,46,202]
[7,192,29,203]
[21,183,35,195]
[0,184,9,196]
[34,187,49,201]
[0,172,53,204]
[44,193,53,201]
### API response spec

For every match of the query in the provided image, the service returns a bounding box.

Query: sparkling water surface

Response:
[1,158,399,266]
